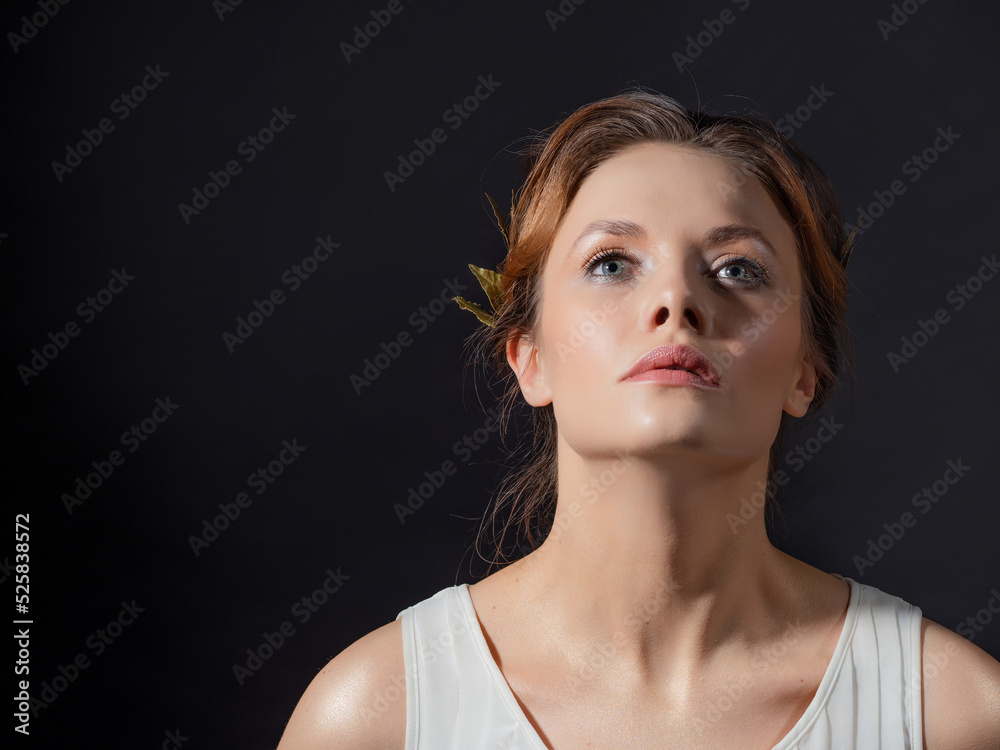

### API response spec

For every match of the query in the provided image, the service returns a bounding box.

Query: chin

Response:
[603,422,717,456]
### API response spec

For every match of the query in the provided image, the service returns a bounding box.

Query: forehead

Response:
[552,141,799,263]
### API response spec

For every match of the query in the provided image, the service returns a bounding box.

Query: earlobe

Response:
[505,336,553,407]
[783,356,817,418]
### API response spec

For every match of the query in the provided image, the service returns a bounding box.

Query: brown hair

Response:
[469,86,853,572]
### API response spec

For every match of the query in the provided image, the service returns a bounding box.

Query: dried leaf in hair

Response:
[485,192,510,247]
[452,296,495,327]
[468,263,504,314]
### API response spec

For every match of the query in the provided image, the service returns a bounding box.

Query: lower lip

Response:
[623,368,718,388]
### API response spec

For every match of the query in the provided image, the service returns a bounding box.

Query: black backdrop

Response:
[3,0,999,746]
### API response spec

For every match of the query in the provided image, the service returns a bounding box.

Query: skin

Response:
[276,142,1000,749]
[477,141,843,746]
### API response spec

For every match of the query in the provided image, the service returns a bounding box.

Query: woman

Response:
[277,89,1000,749]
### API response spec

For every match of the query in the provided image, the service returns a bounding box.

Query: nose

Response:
[639,260,710,336]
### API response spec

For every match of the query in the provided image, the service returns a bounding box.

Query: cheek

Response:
[538,290,623,398]
[724,297,804,393]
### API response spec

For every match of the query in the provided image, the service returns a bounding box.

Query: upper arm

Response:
[276,619,407,750]
[921,617,1000,750]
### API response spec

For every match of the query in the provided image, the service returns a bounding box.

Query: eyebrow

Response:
[702,224,779,258]
[569,218,778,258]
[569,218,647,254]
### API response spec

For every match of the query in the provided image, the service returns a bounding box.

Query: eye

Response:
[585,248,639,280]
[713,255,769,287]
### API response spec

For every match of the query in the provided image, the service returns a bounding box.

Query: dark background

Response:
[3,0,998,746]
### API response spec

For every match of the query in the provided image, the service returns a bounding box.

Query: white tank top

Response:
[395,575,924,749]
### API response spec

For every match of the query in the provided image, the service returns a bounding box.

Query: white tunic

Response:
[395,575,924,749]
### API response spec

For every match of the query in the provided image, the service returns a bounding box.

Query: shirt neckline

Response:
[455,574,861,750]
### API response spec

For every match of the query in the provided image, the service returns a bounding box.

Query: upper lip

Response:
[621,344,721,386]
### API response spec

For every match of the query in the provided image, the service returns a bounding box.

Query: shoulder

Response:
[920,616,1000,750]
[276,618,407,750]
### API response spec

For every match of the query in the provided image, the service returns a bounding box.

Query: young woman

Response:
[277,89,1000,749]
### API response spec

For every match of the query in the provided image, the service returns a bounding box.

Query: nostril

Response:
[654,306,702,331]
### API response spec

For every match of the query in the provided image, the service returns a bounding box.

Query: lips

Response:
[621,344,721,387]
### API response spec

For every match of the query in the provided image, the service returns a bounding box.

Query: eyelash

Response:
[583,247,771,287]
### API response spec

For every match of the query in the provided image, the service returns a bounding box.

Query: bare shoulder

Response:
[276,618,407,750]
[921,617,1000,750]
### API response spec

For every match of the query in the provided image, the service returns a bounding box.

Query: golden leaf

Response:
[468,263,503,313]
[485,192,510,247]
[452,296,495,327]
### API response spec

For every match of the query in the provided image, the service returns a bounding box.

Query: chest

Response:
[503,664,823,750]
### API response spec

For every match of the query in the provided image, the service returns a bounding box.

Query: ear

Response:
[505,335,553,407]
[783,354,817,418]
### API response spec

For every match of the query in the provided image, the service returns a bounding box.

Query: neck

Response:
[521,434,811,682]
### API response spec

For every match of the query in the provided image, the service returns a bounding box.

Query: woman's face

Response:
[508,141,817,467]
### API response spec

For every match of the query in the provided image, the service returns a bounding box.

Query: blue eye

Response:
[583,248,769,287]
[718,263,752,280]
[585,248,637,280]
[714,256,768,286]
[596,258,626,276]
